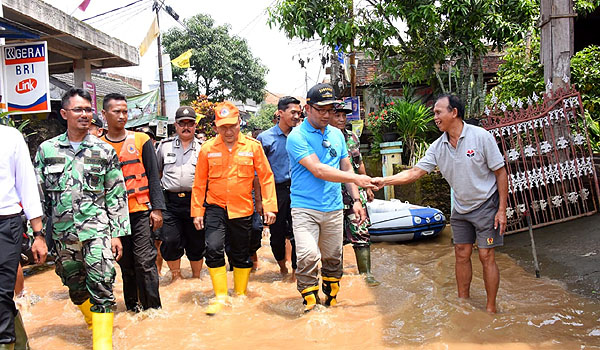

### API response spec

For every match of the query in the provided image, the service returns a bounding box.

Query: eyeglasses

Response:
[322,139,337,158]
[311,105,335,116]
[177,121,196,128]
[65,107,93,114]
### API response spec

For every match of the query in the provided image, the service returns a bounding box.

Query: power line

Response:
[101,5,151,34]
[87,0,152,26]
[235,0,277,36]
[81,0,145,22]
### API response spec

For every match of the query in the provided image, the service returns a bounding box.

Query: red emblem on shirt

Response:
[466,149,475,158]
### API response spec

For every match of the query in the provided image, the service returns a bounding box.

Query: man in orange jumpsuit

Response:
[191,101,277,315]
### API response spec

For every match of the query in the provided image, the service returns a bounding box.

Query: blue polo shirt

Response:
[256,124,291,184]
[286,119,348,212]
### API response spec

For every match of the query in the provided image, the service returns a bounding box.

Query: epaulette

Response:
[157,137,176,146]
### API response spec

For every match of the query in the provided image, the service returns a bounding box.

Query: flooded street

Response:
[17,228,600,350]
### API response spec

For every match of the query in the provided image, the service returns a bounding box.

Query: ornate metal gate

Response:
[480,84,600,234]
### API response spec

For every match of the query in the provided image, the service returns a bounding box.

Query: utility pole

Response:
[153,1,167,116]
[305,70,308,96]
[540,0,575,90]
[350,0,356,97]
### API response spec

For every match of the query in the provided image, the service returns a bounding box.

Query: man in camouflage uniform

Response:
[330,103,379,286]
[35,88,130,350]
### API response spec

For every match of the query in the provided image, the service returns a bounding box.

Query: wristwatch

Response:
[352,198,361,204]
[32,229,45,238]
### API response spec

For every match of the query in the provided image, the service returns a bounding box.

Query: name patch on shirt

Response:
[208,152,222,158]
[238,151,253,157]
[84,157,107,166]
[46,157,66,165]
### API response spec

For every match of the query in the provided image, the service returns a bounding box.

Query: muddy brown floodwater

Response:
[17,228,600,350]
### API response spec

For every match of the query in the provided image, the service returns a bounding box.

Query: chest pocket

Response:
[208,158,223,178]
[44,163,65,191]
[163,154,177,175]
[237,157,254,178]
[83,164,106,193]
[164,154,177,165]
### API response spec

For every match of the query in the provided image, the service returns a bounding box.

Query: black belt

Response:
[276,180,291,187]
[0,211,23,220]
[165,191,191,198]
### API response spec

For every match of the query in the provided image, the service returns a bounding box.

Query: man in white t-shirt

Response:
[375,94,508,313]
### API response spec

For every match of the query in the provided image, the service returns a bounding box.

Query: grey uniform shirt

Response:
[415,122,505,214]
[156,136,201,192]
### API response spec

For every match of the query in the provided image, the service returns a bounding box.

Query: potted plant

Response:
[365,103,400,141]
[366,98,434,163]
[390,99,434,165]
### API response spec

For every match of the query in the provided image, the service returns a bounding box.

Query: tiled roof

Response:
[355,52,505,88]
[263,90,306,106]
[50,72,142,97]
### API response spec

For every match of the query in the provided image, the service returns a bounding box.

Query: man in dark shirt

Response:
[102,93,166,312]
[256,96,302,276]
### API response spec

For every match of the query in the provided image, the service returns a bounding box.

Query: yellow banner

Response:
[139,16,159,57]
[171,49,193,68]
[351,120,364,137]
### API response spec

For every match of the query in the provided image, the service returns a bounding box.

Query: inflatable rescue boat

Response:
[367,199,446,242]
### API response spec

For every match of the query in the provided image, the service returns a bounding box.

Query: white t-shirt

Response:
[415,122,505,214]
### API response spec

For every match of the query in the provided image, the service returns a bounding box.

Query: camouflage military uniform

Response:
[341,130,371,246]
[35,132,131,313]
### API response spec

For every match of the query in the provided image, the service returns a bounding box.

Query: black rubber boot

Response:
[301,286,320,313]
[14,311,29,350]
[353,245,380,287]
[321,277,341,307]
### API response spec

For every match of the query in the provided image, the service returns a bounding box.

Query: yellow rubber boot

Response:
[206,266,228,316]
[233,267,252,296]
[300,286,320,313]
[322,276,341,307]
[77,299,93,329]
[91,312,113,350]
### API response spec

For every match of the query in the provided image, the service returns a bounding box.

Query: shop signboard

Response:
[1,41,50,114]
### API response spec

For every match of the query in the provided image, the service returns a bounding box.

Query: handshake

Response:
[353,174,386,191]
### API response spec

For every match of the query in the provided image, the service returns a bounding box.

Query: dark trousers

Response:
[118,210,161,311]
[160,193,206,261]
[249,211,263,256]
[270,182,297,269]
[0,215,22,344]
[204,205,253,269]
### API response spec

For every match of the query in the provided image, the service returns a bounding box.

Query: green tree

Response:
[489,36,544,104]
[575,0,600,14]
[162,14,268,103]
[571,45,600,116]
[491,41,600,119]
[247,103,277,131]
[269,0,537,117]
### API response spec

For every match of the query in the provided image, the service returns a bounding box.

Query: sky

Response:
[43,0,327,99]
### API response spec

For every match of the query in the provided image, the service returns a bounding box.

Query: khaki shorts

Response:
[450,191,503,248]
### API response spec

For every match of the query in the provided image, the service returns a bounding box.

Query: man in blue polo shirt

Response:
[286,83,376,313]
[257,96,302,277]
[376,94,508,313]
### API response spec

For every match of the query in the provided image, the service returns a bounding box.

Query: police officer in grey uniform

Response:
[156,106,205,280]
